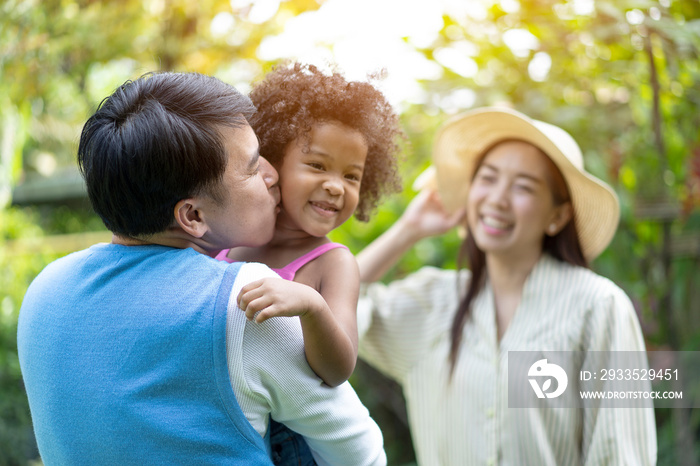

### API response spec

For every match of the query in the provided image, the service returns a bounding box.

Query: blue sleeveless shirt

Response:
[18,244,272,465]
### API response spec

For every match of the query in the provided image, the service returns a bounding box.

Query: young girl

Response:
[215,62,403,463]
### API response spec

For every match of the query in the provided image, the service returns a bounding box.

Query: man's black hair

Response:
[77,72,255,237]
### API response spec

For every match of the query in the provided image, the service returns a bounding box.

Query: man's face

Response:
[200,123,280,250]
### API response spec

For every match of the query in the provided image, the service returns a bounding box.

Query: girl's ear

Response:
[174,199,208,238]
[547,202,573,236]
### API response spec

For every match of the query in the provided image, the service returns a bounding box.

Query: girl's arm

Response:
[357,189,466,283]
[302,247,359,386]
[237,248,359,387]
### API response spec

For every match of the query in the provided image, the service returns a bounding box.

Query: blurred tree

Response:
[0,208,58,464]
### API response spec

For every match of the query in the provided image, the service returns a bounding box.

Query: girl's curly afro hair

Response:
[249,62,404,222]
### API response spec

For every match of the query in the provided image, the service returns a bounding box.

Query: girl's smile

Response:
[309,200,341,217]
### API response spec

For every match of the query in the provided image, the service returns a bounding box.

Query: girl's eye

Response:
[307,163,324,170]
[345,174,361,182]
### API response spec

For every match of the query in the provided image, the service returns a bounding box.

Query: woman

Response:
[356,107,657,465]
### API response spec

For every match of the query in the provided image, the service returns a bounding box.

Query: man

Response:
[18,72,386,465]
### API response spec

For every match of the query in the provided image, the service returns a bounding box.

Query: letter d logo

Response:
[528,358,568,399]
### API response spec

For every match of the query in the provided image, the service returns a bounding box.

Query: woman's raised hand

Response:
[399,189,466,241]
[357,189,466,283]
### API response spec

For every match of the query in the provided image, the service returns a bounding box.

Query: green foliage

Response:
[0,208,61,465]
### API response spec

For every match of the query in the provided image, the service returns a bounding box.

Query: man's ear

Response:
[174,199,208,238]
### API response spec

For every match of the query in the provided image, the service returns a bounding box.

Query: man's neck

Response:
[111,231,214,257]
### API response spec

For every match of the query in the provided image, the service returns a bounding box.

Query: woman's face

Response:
[466,141,571,262]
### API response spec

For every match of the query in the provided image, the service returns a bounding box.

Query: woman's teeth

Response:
[482,216,510,229]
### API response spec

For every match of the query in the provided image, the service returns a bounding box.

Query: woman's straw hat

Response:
[429,106,620,261]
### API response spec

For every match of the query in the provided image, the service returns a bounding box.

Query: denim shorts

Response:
[269,419,317,466]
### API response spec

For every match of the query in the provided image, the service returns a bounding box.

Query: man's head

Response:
[78,72,280,250]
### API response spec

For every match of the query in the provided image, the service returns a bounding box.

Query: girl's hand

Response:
[237,277,327,323]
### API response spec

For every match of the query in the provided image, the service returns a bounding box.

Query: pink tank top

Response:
[214,243,348,281]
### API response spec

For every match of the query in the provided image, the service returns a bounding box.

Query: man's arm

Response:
[227,263,386,466]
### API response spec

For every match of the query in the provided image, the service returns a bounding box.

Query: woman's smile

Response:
[479,213,512,234]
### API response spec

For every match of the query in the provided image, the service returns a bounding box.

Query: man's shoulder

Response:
[237,261,278,276]
[31,245,102,281]
[233,262,280,284]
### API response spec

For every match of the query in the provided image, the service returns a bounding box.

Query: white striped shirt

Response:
[358,253,657,466]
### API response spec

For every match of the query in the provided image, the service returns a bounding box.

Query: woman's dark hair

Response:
[448,140,588,376]
[77,72,255,238]
[249,62,403,221]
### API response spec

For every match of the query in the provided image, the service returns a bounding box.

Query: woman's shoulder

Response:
[377,266,470,297]
[401,265,467,283]
[543,255,630,305]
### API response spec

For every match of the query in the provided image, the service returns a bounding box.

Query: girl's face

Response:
[276,121,368,237]
[467,141,572,262]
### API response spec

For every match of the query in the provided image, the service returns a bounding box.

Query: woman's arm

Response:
[581,288,657,465]
[357,189,465,283]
